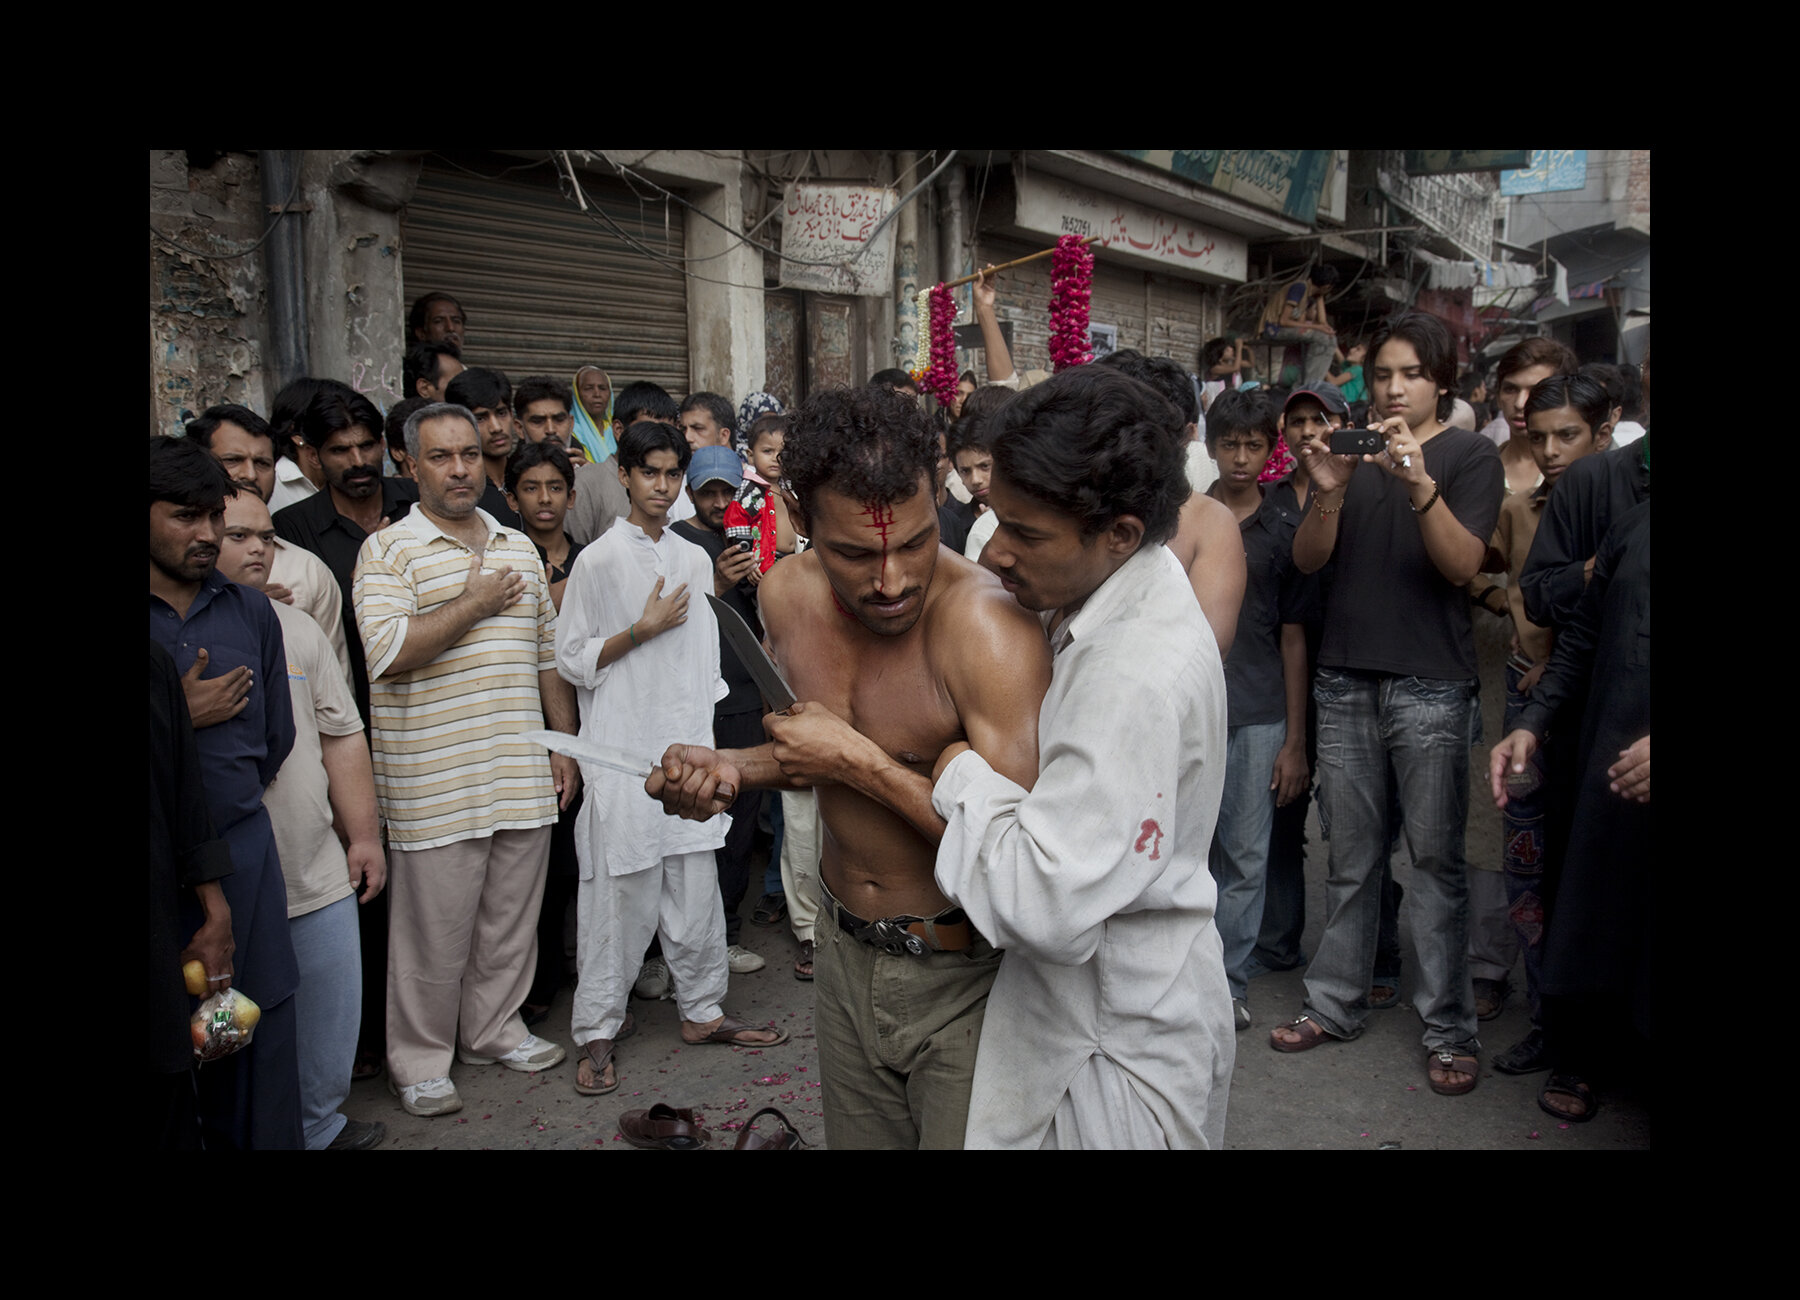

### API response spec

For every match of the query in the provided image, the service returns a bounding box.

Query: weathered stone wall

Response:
[148,150,271,437]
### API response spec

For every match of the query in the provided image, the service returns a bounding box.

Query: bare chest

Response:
[783,630,963,770]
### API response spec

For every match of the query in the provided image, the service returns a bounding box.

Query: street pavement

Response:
[342,617,1650,1150]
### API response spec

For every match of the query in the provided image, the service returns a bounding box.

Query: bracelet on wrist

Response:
[1411,481,1441,515]
[628,623,639,646]
[1314,494,1345,518]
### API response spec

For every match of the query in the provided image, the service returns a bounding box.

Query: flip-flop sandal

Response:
[1369,984,1399,1010]
[733,1106,809,1150]
[1269,1015,1336,1053]
[752,894,789,927]
[687,1014,790,1048]
[1427,1048,1480,1096]
[619,1103,710,1151]
[794,939,814,982]
[575,1015,632,1096]
[1538,1073,1600,1123]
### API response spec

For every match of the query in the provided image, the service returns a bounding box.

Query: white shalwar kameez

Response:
[556,520,730,1043]
[931,544,1236,1149]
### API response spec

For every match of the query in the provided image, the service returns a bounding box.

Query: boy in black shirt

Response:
[1270,314,1503,1098]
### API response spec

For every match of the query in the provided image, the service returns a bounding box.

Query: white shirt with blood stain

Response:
[932,543,1236,1149]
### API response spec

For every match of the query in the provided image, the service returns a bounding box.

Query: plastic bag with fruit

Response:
[184,959,262,1062]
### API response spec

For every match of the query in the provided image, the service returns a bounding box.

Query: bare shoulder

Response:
[926,549,1048,674]
[1168,491,1236,567]
[757,550,820,633]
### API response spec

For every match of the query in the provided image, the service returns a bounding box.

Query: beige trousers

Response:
[384,826,551,1086]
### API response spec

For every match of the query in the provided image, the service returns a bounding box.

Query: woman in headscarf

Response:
[735,390,783,456]
[571,366,615,464]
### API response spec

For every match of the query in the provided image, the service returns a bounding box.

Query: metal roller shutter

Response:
[402,153,689,394]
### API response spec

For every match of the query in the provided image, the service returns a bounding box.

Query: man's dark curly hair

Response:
[783,384,938,511]
[988,366,1189,546]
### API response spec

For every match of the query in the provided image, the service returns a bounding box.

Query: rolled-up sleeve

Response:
[933,648,1186,967]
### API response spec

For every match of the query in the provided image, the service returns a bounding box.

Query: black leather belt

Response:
[818,881,974,955]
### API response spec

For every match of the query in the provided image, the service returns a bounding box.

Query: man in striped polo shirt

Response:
[353,402,584,1119]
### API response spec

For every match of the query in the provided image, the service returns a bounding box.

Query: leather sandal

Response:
[1269,1015,1336,1053]
[619,1103,710,1150]
[1426,1047,1479,1096]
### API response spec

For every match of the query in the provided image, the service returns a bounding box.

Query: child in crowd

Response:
[724,412,796,579]
[505,439,582,613]
[1201,390,1311,1032]
[505,439,585,1026]
[556,421,788,1097]
[1469,373,1613,1077]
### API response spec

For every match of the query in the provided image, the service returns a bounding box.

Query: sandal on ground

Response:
[1269,1015,1336,1053]
[1369,984,1399,1010]
[1538,1073,1600,1123]
[734,1106,809,1150]
[1427,1047,1479,1096]
[1493,1028,1550,1075]
[794,939,814,982]
[752,893,788,927]
[619,1103,710,1151]
[574,1014,634,1096]
[1473,977,1512,1022]
[684,1014,790,1048]
[351,1050,383,1082]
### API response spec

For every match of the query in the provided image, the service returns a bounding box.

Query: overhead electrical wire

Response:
[148,163,304,262]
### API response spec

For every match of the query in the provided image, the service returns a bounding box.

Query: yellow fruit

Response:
[235,994,262,1032]
[183,960,208,997]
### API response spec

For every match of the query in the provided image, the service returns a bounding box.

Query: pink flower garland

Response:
[919,283,959,405]
[1260,434,1296,483]
[1048,235,1095,370]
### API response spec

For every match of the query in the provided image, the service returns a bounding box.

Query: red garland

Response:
[921,283,959,405]
[1048,235,1095,370]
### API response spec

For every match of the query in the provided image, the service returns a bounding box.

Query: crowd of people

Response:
[149,273,1650,1150]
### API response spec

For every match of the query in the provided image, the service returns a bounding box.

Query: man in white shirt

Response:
[930,364,1236,1148]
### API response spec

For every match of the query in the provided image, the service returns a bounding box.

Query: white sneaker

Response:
[389,1075,463,1118]
[728,944,767,974]
[458,1033,567,1073]
[633,956,673,1000]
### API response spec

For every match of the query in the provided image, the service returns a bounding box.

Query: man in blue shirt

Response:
[148,436,302,1149]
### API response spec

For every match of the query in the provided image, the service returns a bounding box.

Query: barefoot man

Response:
[650,384,1051,1149]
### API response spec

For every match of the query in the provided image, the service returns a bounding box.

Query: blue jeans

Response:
[290,894,361,1150]
[1502,662,1548,1024]
[1302,669,1479,1051]
[1210,720,1286,1000]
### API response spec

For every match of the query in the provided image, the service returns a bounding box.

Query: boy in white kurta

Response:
[929,367,1236,1149]
[556,422,788,1096]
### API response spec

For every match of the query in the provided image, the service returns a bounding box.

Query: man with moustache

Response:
[148,436,301,1148]
[272,379,420,727]
[188,404,350,688]
[648,384,1051,1149]
[354,402,580,1118]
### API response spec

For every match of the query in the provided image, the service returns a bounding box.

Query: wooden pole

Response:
[938,235,1099,289]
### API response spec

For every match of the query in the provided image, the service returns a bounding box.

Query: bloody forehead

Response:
[860,500,896,546]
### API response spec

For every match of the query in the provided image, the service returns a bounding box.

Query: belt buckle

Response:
[869,919,926,956]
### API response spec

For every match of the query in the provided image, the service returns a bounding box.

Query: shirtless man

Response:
[1095,348,1247,655]
[649,384,1052,1149]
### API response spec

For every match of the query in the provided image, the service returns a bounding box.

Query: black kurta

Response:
[1518,500,1651,1036]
